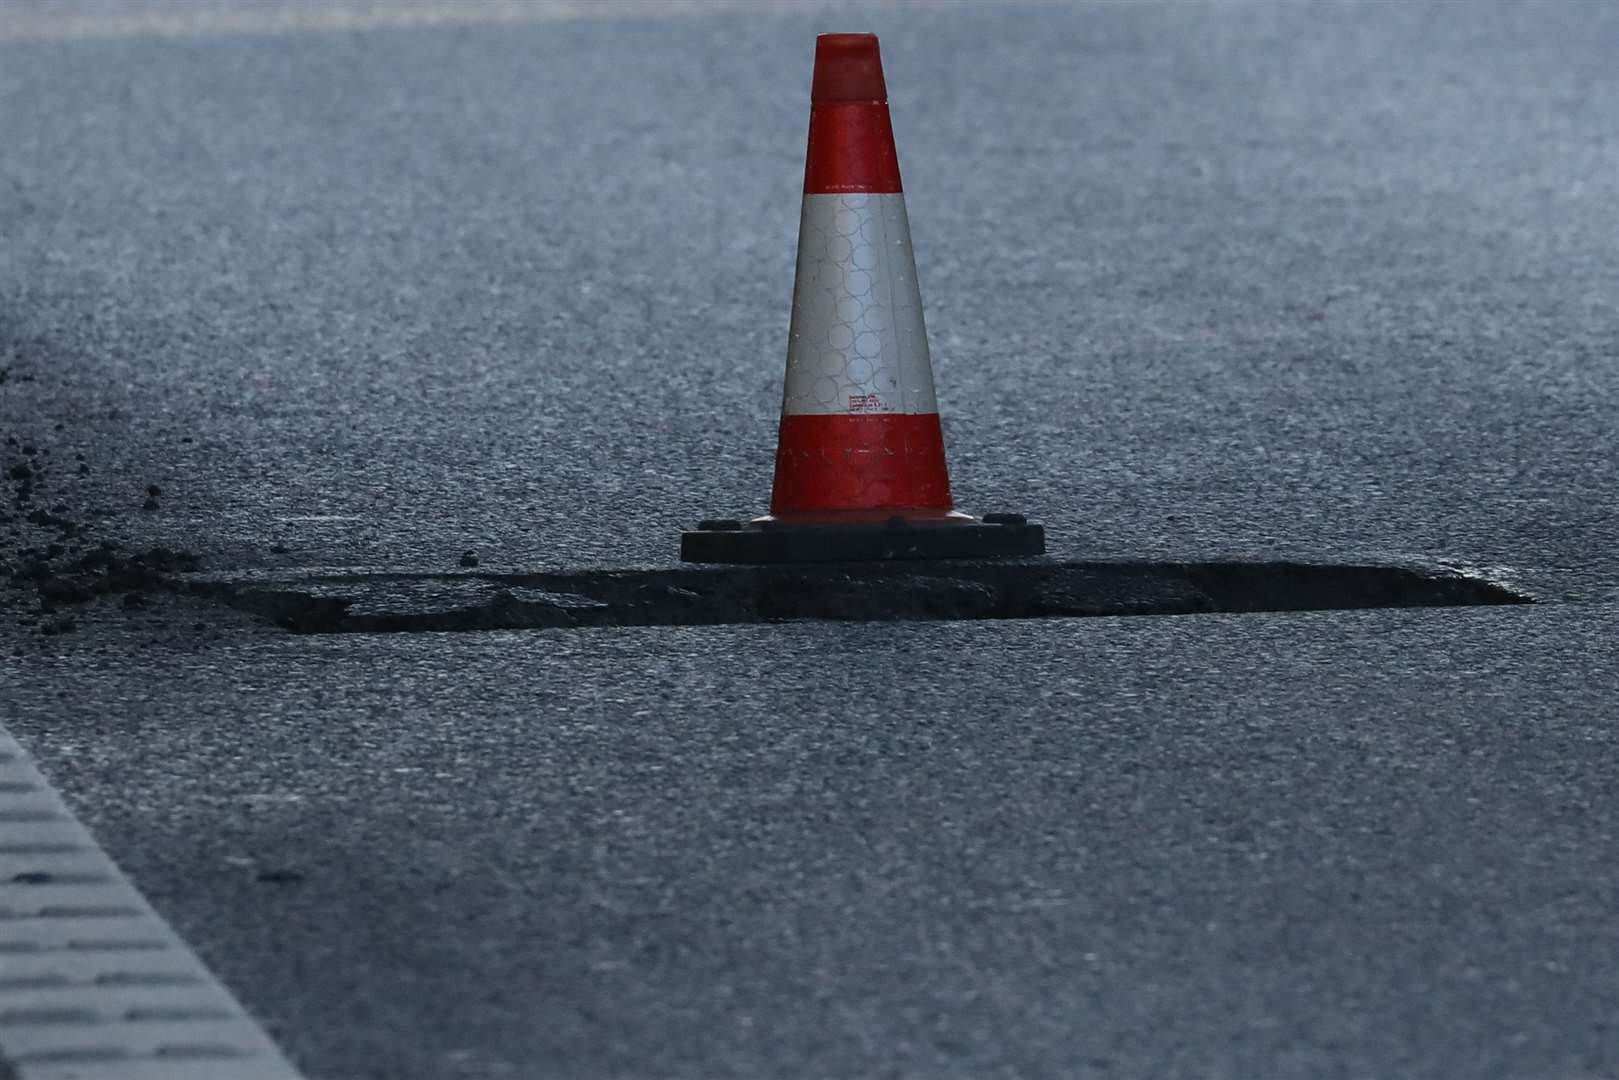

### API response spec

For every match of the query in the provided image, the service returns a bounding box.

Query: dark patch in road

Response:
[203,560,1530,634]
[2,374,203,640]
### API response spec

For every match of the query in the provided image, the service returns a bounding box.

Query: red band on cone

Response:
[804,105,902,194]
[770,413,953,514]
[804,34,902,194]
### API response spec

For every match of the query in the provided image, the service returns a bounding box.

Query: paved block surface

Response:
[0,732,302,1080]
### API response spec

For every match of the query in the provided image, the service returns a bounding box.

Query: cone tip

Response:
[812,33,887,104]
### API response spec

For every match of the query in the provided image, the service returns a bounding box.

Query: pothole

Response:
[193,560,1531,634]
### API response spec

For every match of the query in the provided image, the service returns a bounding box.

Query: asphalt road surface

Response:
[3,1,1619,1078]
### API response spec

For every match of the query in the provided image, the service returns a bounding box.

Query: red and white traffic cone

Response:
[682,33,1043,563]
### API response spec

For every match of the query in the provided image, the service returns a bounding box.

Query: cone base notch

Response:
[680,514,1045,564]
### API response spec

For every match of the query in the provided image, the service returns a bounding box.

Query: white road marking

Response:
[0,729,305,1080]
[0,0,823,44]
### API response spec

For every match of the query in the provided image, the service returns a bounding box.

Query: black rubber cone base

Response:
[681,514,1045,564]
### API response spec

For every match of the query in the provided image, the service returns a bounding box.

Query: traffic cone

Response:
[682,33,1043,563]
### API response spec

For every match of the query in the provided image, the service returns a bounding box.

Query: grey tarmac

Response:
[3,1,1618,1078]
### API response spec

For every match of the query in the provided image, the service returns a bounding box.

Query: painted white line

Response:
[0,729,304,1080]
[273,516,364,524]
[0,0,826,45]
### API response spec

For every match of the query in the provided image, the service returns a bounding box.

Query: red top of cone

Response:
[811,34,888,103]
[803,33,902,194]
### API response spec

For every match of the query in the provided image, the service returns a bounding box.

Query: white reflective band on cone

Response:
[782,193,938,417]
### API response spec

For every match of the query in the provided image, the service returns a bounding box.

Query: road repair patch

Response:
[191,560,1530,634]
